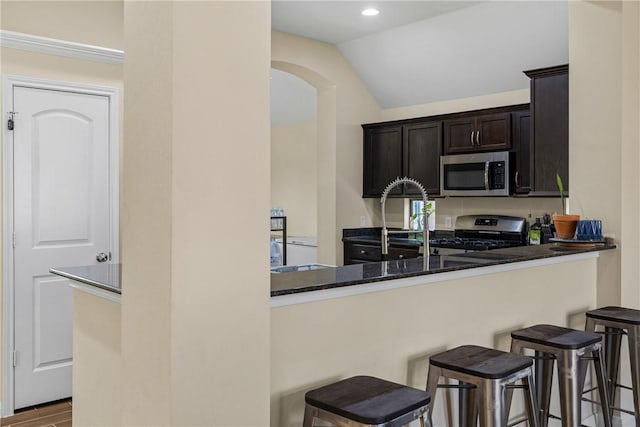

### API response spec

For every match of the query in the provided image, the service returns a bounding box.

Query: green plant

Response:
[556,173,566,214]
[410,201,434,226]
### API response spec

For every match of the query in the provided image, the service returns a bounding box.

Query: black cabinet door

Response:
[403,122,442,196]
[443,117,475,154]
[476,113,511,152]
[526,65,569,196]
[363,126,403,197]
[444,114,510,154]
[512,111,531,194]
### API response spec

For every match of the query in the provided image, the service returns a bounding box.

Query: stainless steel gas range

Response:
[430,215,528,255]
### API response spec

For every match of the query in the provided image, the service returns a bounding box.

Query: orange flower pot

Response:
[552,214,580,239]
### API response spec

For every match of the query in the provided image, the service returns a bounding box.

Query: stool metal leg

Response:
[459,381,477,427]
[303,404,315,427]
[629,325,640,427]
[604,326,623,405]
[556,350,582,427]
[477,379,505,427]
[426,366,443,427]
[523,370,540,427]
[593,348,613,427]
[534,351,554,427]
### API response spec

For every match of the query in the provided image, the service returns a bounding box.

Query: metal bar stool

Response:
[426,345,539,427]
[585,306,640,426]
[510,324,612,427]
[303,375,431,427]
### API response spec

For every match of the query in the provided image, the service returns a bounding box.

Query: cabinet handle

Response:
[476,130,480,145]
[360,250,366,254]
[515,171,520,186]
[470,131,474,146]
[484,161,490,190]
[398,254,405,259]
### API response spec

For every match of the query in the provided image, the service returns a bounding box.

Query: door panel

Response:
[363,126,402,196]
[443,118,475,154]
[13,86,111,409]
[476,113,511,151]
[404,122,442,196]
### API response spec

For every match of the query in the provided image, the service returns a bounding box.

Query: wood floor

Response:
[0,399,71,427]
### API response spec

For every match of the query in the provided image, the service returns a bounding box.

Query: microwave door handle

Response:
[484,161,490,190]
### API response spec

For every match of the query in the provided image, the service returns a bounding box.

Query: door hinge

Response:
[12,350,17,367]
[12,232,16,248]
[7,111,18,131]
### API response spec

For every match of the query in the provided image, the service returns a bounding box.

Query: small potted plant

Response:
[552,173,580,239]
[410,201,435,232]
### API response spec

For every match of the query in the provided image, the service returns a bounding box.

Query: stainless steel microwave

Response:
[440,151,514,196]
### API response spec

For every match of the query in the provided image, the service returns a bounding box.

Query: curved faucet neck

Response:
[380,177,430,262]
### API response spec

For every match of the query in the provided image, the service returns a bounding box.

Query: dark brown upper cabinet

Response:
[443,113,512,154]
[362,121,442,198]
[362,126,403,197]
[512,110,531,194]
[524,64,569,196]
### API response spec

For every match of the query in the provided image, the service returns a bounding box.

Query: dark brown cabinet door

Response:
[403,122,442,196]
[443,117,475,154]
[512,111,531,194]
[444,113,511,154]
[475,113,511,151]
[525,65,569,196]
[363,126,403,197]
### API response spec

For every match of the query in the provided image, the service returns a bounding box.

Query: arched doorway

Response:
[271,61,337,265]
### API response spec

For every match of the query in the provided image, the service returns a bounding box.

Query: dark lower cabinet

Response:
[525,64,569,196]
[362,121,442,197]
[343,241,420,265]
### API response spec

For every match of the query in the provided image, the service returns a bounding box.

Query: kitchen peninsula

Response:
[52,243,614,426]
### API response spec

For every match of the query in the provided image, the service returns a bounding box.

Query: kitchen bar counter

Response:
[50,264,121,302]
[271,243,615,297]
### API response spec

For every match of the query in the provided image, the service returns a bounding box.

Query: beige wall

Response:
[1,0,123,50]
[568,1,637,309]
[620,1,640,309]
[271,121,318,237]
[122,1,271,425]
[272,32,381,265]
[380,88,530,122]
[73,291,121,426]
[271,256,599,426]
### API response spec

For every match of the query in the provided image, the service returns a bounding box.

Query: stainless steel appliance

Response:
[440,151,514,196]
[430,214,527,254]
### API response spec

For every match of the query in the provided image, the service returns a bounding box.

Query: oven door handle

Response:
[484,161,490,190]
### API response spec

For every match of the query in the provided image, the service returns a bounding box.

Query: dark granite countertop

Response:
[271,243,615,297]
[342,227,453,247]
[50,264,121,294]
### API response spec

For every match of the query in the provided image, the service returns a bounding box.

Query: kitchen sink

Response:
[270,263,334,273]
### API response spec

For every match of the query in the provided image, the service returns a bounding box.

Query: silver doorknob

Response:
[96,252,109,263]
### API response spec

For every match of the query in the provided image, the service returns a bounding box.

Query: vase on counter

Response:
[552,214,580,239]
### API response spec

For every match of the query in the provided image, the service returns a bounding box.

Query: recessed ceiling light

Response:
[361,8,380,17]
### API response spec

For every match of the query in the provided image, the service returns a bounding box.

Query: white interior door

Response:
[12,86,111,409]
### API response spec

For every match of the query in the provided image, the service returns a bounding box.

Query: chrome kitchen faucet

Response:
[380,177,429,267]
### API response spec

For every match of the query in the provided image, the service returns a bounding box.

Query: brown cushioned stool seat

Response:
[510,324,612,427]
[586,306,640,427]
[426,345,539,427]
[303,375,430,426]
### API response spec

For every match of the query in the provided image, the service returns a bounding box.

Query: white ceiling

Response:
[271,1,482,44]
[271,1,568,122]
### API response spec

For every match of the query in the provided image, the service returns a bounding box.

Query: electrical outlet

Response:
[359,216,366,227]
[444,216,452,228]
